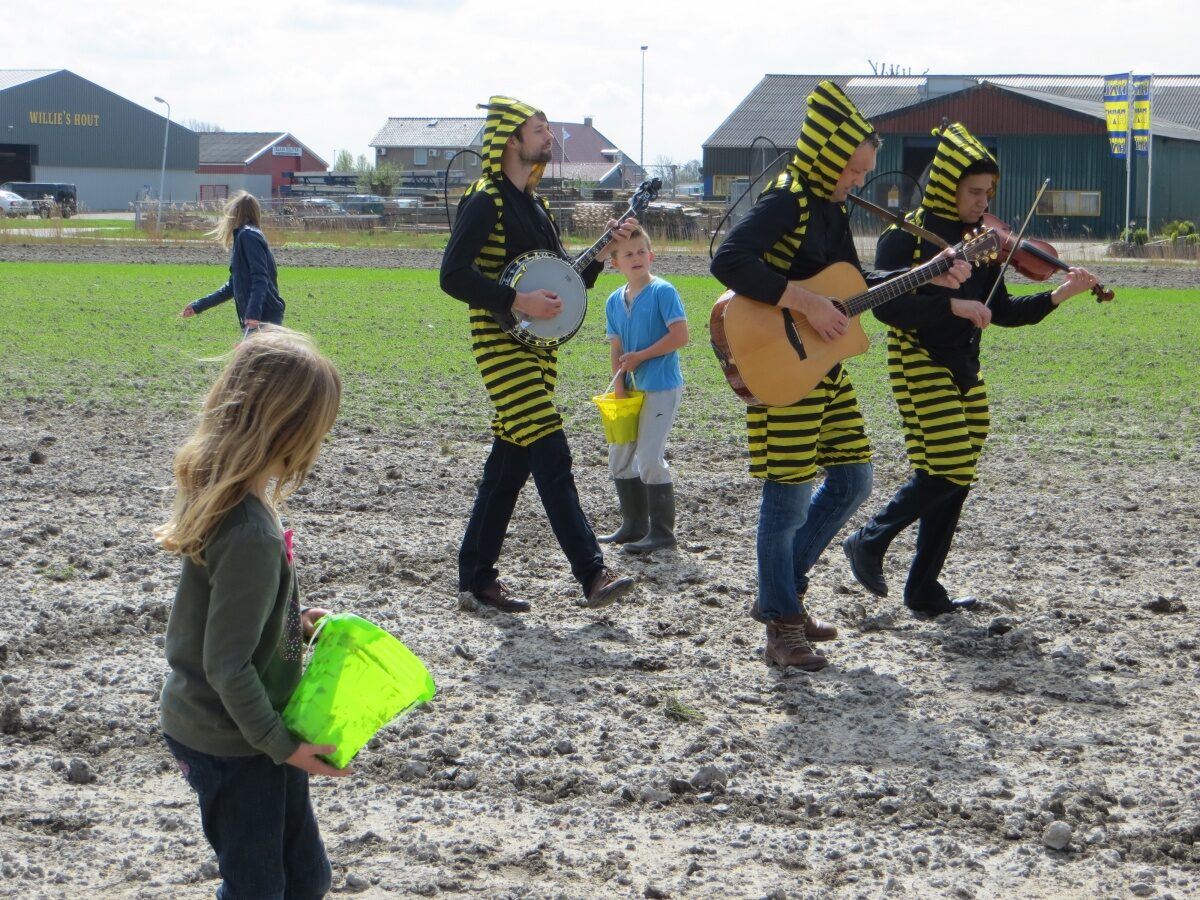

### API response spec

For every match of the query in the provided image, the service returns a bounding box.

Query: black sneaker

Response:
[842,530,888,597]
[906,595,978,618]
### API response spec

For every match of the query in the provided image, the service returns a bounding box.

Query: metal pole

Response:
[639,45,647,180]
[1123,72,1132,237]
[154,96,170,234]
[1146,74,1154,233]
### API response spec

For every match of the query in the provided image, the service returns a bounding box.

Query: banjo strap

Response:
[504,186,565,260]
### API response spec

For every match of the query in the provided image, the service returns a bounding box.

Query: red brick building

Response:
[198,132,327,198]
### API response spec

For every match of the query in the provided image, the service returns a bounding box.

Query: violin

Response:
[977,213,1114,303]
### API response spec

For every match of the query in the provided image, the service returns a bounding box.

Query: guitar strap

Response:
[848,194,952,250]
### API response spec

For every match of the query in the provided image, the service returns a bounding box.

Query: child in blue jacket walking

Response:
[600,228,689,553]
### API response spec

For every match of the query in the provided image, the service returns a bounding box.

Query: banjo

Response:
[495,177,662,349]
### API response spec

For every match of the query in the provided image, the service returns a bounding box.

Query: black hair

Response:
[962,158,999,178]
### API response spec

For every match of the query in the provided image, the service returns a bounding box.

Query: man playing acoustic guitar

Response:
[440,95,638,612]
[711,82,970,670]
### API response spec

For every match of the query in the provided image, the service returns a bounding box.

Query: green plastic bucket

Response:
[282,613,436,768]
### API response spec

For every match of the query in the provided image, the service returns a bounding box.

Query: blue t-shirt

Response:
[604,276,686,392]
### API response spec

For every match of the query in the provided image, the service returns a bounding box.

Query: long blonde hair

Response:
[211,190,263,249]
[155,327,341,563]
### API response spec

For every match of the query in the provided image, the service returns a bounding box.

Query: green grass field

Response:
[0,218,135,233]
[0,261,1195,462]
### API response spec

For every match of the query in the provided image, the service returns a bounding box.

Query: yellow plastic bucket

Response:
[592,390,644,444]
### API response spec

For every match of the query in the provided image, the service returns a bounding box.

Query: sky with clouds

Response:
[3,0,1192,168]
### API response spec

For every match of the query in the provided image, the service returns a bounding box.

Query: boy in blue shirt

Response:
[600,228,689,553]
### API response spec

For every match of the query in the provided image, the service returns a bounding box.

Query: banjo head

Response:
[501,252,588,347]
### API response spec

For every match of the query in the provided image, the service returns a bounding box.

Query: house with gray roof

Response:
[369,115,638,189]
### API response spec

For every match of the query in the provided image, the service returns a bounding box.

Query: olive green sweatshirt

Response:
[159,495,304,764]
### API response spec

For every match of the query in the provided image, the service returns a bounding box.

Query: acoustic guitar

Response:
[709,228,1000,406]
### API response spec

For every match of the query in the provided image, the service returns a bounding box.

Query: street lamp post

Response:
[154,96,170,233]
[639,45,648,183]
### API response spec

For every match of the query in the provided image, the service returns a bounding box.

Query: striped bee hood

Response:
[920,122,997,221]
[477,95,547,191]
[787,81,875,201]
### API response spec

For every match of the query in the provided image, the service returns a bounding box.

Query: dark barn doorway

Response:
[0,144,34,184]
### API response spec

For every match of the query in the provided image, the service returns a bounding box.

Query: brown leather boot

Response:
[748,597,838,642]
[581,567,635,608]
[802,610,838,642]
[764,615,829,671]
[470,581,530,613]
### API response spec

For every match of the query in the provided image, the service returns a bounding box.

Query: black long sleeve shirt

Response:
[439,174,603,316]
[873,213,1057,388]
[710,186,894,303]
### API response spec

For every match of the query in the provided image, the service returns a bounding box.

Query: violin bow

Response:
[847,194,952,250]
[982,178,1051,309]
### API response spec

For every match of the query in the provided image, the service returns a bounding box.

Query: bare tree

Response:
[184,119,225,133]
[676,159,702,184]
[651,154,678,193]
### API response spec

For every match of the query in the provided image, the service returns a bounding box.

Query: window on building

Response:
[414,148,428,166]
[1038,190,1101,217]
[712,175,735,198]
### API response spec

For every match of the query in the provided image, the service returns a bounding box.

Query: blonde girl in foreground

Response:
[155,326,346,898]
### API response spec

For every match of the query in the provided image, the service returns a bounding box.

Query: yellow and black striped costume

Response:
[886,329,990,485]
[743,82,877,484]
[881,123,998,485]
[460,96,562,447]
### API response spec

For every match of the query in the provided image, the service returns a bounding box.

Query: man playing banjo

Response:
[440,95,638,613]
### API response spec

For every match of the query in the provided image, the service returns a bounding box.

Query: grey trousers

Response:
[607,386,683,484]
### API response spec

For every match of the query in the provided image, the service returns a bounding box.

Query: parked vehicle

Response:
[0,190,35,218]
[0,182,77,218]
[342,194,386,214]
[296,197,346,215]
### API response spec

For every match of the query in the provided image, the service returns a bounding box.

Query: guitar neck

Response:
[572,207,639,274]
[841,251,960,318]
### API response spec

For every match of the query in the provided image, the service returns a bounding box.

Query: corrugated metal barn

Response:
[704,74,1200,237]
[0,69,197,210]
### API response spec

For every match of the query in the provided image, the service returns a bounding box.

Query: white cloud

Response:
[2,0,1195,166]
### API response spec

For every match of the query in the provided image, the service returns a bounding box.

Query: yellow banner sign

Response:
[1132,75,1152,156]
[1103,73,1130,159]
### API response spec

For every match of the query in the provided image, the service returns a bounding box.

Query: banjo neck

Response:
[570,205,641,274]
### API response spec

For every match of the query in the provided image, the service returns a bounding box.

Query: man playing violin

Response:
[711,82,971,670]
[439,95,637,613]
[842,121,1100,617]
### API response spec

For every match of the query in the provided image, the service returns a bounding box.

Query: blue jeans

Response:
[164,734,332,900]
[756,463,873,620]
[458,431,604,593]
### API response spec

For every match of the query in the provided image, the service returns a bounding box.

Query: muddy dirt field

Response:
[1,245,1198,899]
